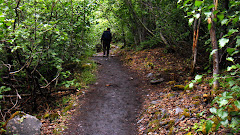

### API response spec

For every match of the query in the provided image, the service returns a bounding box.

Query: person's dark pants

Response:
[102,40,110,57]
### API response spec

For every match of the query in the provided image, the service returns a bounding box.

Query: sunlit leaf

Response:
[230,117,239,129]
[219,38,229,48]
[210,107,217,114]
[236,38,240,47]
[204,12,212,18]
[227,65,237,71]
[220,119,229,127]
[218,99,228,107]
[210,49,217,56]
[227,29,238,36]
[228,80,235,87]
[195,75,202,82]
[226,57,234,62]
[217,110,228,120]
[189,18,194,25]
[189,83,194,88]
[221,19,228,25]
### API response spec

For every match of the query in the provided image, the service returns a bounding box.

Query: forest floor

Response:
[41,46,232,135]
[119,48,232,135]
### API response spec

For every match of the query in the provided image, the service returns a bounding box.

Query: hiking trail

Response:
[63,56,143,135]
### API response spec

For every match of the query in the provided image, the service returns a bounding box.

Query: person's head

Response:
[107,28,110,31]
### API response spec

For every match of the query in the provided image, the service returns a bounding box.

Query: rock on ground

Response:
[6,113,42,135]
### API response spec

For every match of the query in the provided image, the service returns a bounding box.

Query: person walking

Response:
[101,28,112,57]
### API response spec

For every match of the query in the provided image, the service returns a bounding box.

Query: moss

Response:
[167,81,176,85]
[3,111,25,128]
[167,93,175,98]
[192,95,201,100]
[148,119,160,132]
[211,117,220,132]
[180,92,185,96]
[166,119,175,129]
[62,103,73,113]
[172,85,185,91]
[193,101,200,106]
[43,113,50,119]
[168,126,175,135]
[181,109,190,117]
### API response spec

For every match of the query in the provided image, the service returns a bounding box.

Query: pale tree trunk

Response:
[209,0,219,90]
[159,31,169,47]
[191,17,201,74]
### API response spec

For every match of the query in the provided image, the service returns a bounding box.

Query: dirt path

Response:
[64,56,143,135]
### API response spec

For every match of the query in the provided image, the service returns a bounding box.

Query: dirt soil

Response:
[63,56,143,135]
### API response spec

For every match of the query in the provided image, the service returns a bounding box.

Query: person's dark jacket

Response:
[101,31,112,42]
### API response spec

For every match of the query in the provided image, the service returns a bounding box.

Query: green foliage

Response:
[0,0,98,91]
[180,0,240,133]
[0,86,11,100]
[0,0,100,126]
[188,74,203,89]
[209,65,240,133]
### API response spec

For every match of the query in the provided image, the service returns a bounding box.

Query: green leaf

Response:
[183,0,191,5]
[219,38,229,48]
[230,117,239,129]
[218,99,228,107]
[189,18,194,26]
[227,65,237,71]
[210,107,217,114]
[217,110,228,120]
[208,23,212,30]
[189,83,194,89]
[206,120,214,133]
[195,75,202,80]
[210,49,217,56]
[193,13,201,19]
[231,85,240,92]
[217,13,224,21]
[177,0,182,4]
[226,57,234,62]
[208,4,215,9]
[234,100,240,109]
[220,119,229,127]
[221,19,228,25]
[236,37,240,47]
[227,48,235,55]
[195,1,203,7]
[228,80,235,87]
[204,12,212,18]
[232,17,239,24]
[227,29,239,36]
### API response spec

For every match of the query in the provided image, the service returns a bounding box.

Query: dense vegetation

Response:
[0,0,239,134]
[0,0,98,127]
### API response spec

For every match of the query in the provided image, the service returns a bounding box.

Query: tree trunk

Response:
[209,0,219,90]
[159,31,169,47]
[191,17,201,74]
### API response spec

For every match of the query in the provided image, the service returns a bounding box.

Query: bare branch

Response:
[41,72,60,89]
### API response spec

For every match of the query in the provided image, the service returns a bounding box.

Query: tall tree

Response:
[209,0,219,90]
